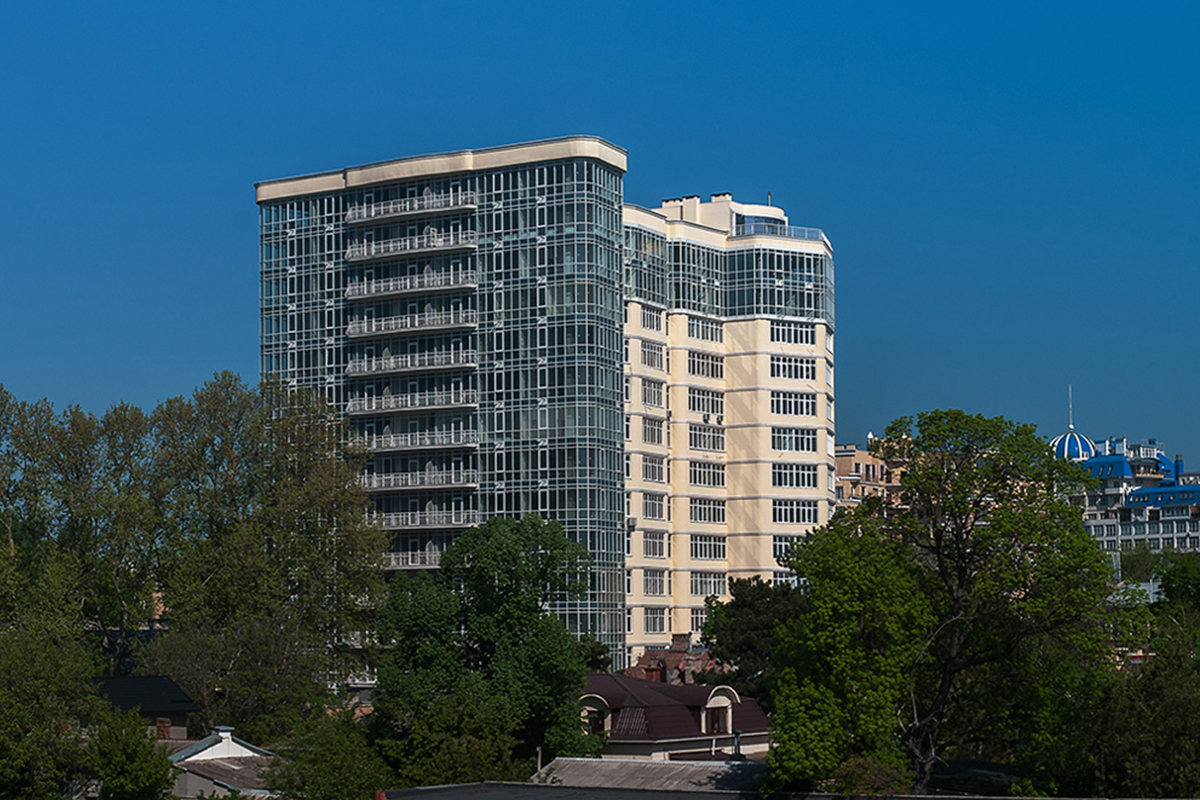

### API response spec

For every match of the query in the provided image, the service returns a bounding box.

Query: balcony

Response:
[345,271,478,300]
[346,309,477,338]
[346,389,478,415]
[376,509,481,530]
[345,191,477,225]
[345,230,478,262]
[346,350,478,376]
[731,222,830,247]
[361,470,479,491]
[380,550,442,570]
[363,430,480,452]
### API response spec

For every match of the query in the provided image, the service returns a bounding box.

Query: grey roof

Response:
[535,758,765,793]
[177,755,274,793]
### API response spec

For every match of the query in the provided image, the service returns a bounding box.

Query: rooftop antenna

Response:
[767,191,772,206]
[1068,384,1074,431]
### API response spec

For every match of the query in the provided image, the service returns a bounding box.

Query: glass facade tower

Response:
[258,141,836,663]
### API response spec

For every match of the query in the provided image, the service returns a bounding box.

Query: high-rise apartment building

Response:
[256,137,834,663]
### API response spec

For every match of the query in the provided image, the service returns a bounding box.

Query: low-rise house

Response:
[581,673,769,760]
[170,727,275,798]
[92,675,200,744]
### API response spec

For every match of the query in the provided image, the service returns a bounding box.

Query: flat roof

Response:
[255,135,627,203]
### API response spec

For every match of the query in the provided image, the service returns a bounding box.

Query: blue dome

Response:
[1051,427,1097,462]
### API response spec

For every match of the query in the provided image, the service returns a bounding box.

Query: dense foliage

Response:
[268,516,604,797]
[0,375,383,748]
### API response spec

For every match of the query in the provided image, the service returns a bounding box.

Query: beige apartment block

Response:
[622,195,835,658]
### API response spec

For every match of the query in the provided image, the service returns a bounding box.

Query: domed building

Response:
[1050,388,1096,462]
[1051,424,1097,462]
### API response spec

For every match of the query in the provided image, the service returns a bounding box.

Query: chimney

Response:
[1176,455,1184,483]
[670,632,691,652]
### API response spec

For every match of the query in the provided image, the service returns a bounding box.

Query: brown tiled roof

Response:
[582,673,768,742]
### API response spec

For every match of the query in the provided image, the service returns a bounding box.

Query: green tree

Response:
[698,576,808,711]
[0,549,171,799]
[142,374,383,742]
[765,503,930,790]
[873,410,1111,791]
[1158,551,1200,609]
[266,709,396,800]
[1092,606,1200,796]
[90,704,175,800]
[370,516,602,787]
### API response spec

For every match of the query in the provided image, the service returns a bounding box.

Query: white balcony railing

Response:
[345,271,478,299]
[363,430,480,451]
[380,550,442,570]
[731,222,830,246]
[345,230,478,262]
[345,390,478,414]
[346,350,477,376]
[361,470,479,490]
[346,309,477,337]
[345,191,477,224]
[376,510,481,530]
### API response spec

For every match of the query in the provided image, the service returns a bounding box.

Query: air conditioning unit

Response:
[703,413,711,423]
[717,415,724,425]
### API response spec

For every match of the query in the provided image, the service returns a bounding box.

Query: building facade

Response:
[256,138,835,662]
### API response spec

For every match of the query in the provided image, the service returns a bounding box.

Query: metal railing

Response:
[732,222,829,245]
[345,191,477,224]
[376,510,481,530]
[363,430,480,451]
[380,550,442,570]
[345,230,478,262]
[361,470,479,490]
[345,390,478,414]
[346,309,477,337]
[346,349,478,375]
[345,271,478,299]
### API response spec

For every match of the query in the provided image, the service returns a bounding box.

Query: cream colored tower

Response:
[622,194,835,658]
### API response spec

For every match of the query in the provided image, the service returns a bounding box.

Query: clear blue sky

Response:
[2,2,1197,459]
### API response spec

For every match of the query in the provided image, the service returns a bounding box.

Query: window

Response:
[644,569,666,596]
[626,608,633,633]
[773,535,799,562]
[688,316,723,342]
[643,530,665,559]
[688,388,724,416]
[690,498,726,524]
[690,571,727,597]
[642,379,664,407]
[773,572,799,587]
[642,455,665,483]
[771,320,815,344]
[624,453,631,478]
[772,427,818,451]
[772,463,818,488]
[771,391,817,416]
[690,608,707,633]
[691,534,726,560]
[689,424,725,452]
[773,499,819,525]
[688,352,724,379]
[643,493,665,520]
[624,414,630,441]
[642,417,664,445]
[644,608,666,634]
[641,306,663,331]
[641,340,664,370]
[625,569,632,594]
[770,355,816,380]
[624,376,630,402]
[689,461,726,487]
